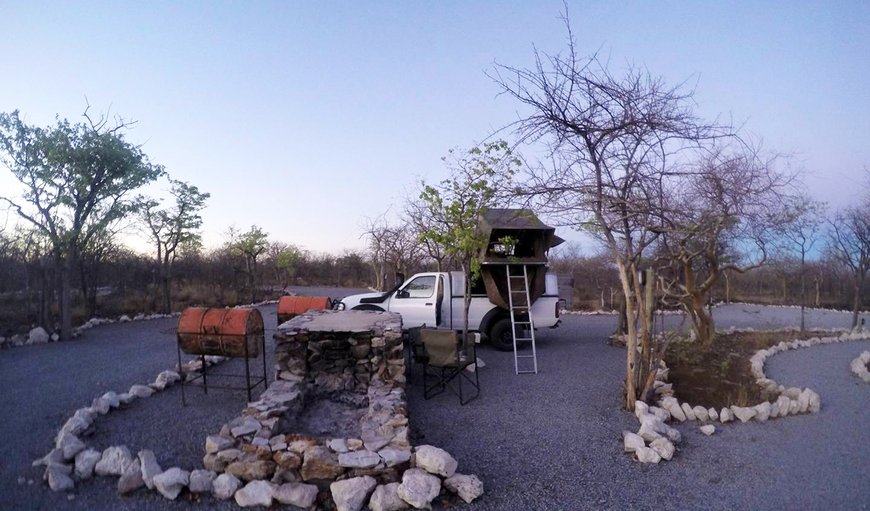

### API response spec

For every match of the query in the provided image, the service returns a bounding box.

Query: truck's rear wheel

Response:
[489,318,515,351]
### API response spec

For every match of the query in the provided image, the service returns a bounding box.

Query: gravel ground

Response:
[1,295,867,510]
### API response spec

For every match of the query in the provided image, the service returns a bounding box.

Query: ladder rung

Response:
[516,354,536,358]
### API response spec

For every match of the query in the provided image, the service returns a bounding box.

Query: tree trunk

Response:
[59,253,73,341]
[724,271,731,304]
[616,259,638,410]
[852,281,861,329]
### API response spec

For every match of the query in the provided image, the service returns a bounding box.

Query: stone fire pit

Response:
[202,309,483,508]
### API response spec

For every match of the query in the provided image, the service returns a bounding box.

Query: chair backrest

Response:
[420,329,458,367]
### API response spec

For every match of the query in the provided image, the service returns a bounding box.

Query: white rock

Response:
[707,408,719,422]
[189,469,216,493]
[797,389,812,413]
[274,482,319,507]
[788,398,801,415]
[28,327,50,344]
[397,468,441,509]
[775,395,792,417]
[90,397,111,415]
[623,431,645,453]
[637,423,663,443]
[58,415,90,438]
[444,473,484,504]
[668,402,687,422]
[230,417,261,438]
[700,425,716,436]
[649,438,675,461]
[101,391,121,408]
[331,476,377,511]
[634,400,649,419]
[118,459,144,495]
[338,450,381,469]
[806,389,821,413]
[664,426,682,443]
[95,446,133,476]
[138,450,162,490]
[46,465,75,491]
[731,406,757,423]
[378,447,412,468]
[635,446,662,464]
[235,480,276,507]
[327,438,349,453]
[369,482,409,511]
[649,406,671,421]
[56,433,86,460]
[414,445,457,478]
[129,384,154,398]
[783,387,802,400]
[74,449,101,479]
[117,392,135,405]
[681,402,697,421]
[212,473,242,500]
[206,435,236,454]
[692,406,709,422]
[153,467,190,500]
[754,401,772,422]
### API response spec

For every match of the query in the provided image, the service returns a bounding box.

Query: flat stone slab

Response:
[280,310,401,333]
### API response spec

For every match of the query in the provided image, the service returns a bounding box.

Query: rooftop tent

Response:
[477,209,562,309]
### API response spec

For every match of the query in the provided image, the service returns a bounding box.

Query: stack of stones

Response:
[849,350,870,382]
[202,310,483,508]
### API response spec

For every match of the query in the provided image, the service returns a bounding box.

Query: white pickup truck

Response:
[334,271,562,351]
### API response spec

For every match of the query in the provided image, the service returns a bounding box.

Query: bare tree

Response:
[828,204,870,328]
[655,147,794,343]
[491,17,729,408]
[776,195,825,331]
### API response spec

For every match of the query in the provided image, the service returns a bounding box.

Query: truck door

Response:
[392,274,439,328]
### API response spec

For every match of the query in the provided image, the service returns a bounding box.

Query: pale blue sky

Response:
[1,1,868,254]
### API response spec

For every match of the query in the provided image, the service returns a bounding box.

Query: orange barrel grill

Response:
[176,307,267,404]
[277,296,332,325]
[177,307,264,357]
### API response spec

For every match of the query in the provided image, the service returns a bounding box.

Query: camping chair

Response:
[405,326,429,383]
[421,328,480,405]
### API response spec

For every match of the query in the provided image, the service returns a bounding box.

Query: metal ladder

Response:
[506,264,538,375]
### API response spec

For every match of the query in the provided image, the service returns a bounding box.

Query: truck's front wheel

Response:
[489,318,515,351]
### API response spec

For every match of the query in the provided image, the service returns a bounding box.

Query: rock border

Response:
[850,351,870,383]
[624,330,870,464]
[33,355,227,492]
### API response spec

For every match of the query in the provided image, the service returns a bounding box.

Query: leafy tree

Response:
[418,140,519,346]
[138,179,210,313]
[0,108,162,339]
[227,225,270,303]
[267,242,304,290]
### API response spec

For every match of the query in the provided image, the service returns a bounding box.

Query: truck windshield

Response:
[401,276,436,298]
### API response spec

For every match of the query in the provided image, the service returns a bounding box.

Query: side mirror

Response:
[396,290,410,299]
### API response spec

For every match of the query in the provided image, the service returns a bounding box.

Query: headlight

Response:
[334,301,346,311]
